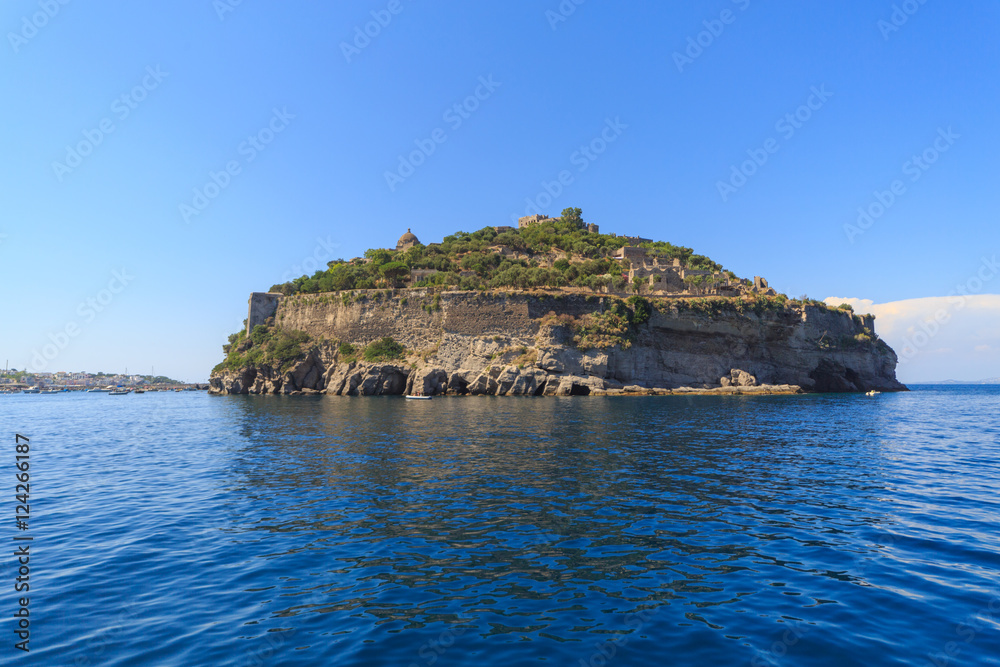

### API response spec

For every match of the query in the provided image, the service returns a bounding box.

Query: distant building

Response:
[493,225,515,234]
[518,214,556,229]
[586,223,600,234]
[409,269,438,283]
[613,246,648,261]
[396,229,420,251]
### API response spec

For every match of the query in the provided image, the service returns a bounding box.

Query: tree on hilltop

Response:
[561,207,584,228]
[380,261,409,286]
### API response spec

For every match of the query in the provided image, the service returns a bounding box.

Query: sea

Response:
[1,386,998,666]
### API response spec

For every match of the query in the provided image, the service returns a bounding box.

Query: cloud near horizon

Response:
[823,294,1000,383]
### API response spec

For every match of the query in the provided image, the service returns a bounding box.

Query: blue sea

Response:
[2,386,999,666]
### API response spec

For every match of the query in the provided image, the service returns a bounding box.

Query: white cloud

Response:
[823,294,1000,383]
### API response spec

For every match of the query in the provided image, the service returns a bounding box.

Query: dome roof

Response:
[398,228,417,243]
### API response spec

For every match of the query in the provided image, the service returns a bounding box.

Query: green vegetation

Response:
[267,208,722,296]
[362,337,405,362]
[213,326,314,374]
[626,295,652,325]
[543,296,656,351]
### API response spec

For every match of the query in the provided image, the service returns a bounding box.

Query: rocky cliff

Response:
[209,290,906,396]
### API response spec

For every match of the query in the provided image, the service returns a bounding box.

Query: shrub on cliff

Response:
[363,337,405,362]
[626,295,653,325]
[266,330,312,370]
[214,329,249,373]
[250,324,271,346]
[212,326,314,374]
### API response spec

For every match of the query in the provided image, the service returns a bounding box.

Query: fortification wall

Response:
[275,290,442,350]
[273,290,635,346]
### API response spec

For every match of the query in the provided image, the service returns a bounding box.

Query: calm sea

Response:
[1,387,998,666]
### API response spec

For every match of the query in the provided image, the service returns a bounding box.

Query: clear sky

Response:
[2,0,998,382]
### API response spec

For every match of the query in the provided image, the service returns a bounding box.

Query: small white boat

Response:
[866,390,881,397]
[21,387,40,394]
[40,389,62,395]
[109,389,130,396]
[405,394,432,400]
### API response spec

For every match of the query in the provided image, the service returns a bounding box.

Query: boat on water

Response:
[134,389,145,394]
[40,389,63,394]
[109,388,131,396]
[866,390,881,396]
[88,386,115,393]
[21,387,40,394]
[405,394,432,400]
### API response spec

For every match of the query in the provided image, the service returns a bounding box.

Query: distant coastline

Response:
[911,378,1000,385]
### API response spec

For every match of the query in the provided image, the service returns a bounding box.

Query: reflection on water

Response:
[6,388,1000,666]
[216,390,1000,666]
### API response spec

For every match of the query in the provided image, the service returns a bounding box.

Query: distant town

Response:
[0,369,205,393]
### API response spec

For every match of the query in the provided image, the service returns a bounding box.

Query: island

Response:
[209,209,906,397]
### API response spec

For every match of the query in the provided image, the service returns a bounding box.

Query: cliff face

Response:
[209,290,906,396]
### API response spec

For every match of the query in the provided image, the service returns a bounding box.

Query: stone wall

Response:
[276,290,443,350]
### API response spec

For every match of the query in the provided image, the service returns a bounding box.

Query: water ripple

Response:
[1,387,999,665]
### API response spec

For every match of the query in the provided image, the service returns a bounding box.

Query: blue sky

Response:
[2,0,998,382]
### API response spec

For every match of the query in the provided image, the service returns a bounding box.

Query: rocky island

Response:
[210,210,905,397]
